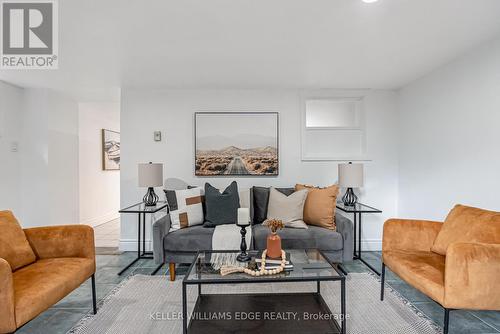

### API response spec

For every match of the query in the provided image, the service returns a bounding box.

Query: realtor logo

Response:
[1,0,58,69]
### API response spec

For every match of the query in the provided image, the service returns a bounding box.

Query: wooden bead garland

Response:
[220,249,287,277]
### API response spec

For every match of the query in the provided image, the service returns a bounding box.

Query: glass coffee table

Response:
[182,249,346,334]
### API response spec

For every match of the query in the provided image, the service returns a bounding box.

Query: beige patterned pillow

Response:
[169,188,204,231]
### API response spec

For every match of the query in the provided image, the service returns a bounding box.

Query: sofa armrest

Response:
[152,214,171,265]
[444,242,500,310]
[24,225,95,260]
[0,258,16,333]
[336,213,354,262]
[382,219,442,254]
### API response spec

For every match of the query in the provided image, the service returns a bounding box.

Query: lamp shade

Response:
[338,163,364,188]
[138,163,163,187]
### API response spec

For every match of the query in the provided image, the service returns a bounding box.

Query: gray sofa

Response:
[153,180,354,280]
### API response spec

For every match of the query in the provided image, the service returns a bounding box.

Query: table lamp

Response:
[138,162,163,206]
[338,162,364,206]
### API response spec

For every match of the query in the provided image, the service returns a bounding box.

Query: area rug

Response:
[68,273,441,334]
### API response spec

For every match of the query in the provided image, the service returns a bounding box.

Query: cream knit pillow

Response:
[266,188,309,229]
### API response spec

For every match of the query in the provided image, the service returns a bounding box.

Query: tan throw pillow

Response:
[431,204,500,255]
[295,184,339,231]
[266,188,309,229]
[0,211,36,271]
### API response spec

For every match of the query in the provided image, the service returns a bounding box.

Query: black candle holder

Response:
[236,224,251,262]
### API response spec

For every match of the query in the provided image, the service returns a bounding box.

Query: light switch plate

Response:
[11,141,18,152]
[154,131,162,142]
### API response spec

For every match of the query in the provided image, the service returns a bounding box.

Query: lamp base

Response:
[143,187,159,206]
[342,188,358,206]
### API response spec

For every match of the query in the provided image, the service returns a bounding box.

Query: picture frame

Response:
[102,129,120,171]
[194,112,279,176]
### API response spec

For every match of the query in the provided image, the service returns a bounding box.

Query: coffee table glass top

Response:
[184,249,342,284]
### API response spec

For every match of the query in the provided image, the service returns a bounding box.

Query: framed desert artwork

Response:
[102,129,120,170]
[195,112,279,176]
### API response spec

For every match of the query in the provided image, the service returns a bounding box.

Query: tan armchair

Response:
[381,205,500,334]
[0,211,96,333]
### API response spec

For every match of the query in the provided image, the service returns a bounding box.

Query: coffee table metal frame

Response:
[182,249,346,334]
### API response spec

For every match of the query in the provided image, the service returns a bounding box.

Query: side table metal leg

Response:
[353,212,357,258]
[117,213,142,276]
[150,263,164,275]
[138,213,141,258]
[341,278,346,334]
[356,212,381,276]
[358,212,362,259]
[142,212,146,256]
[117,257,140,276]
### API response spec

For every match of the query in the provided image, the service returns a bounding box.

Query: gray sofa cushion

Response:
[164,225,214,251]
[252,223,343,251]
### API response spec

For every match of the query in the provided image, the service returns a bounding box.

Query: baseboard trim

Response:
[119,239,152,252]
[80,212,119,227]
[360,239,382,251]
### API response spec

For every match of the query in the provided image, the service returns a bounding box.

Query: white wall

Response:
[0,81,24,215]
[19,89,50,226]
[0,85,79,227]
[48,91,79,226]
[120,89,399,251]
[79,102,120,226]
[398,36,500,220]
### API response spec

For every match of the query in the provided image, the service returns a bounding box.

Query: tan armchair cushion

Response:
[0,211,36,271]
[12,257,95,327]
[431,205,500,255]
[383,250,445,304]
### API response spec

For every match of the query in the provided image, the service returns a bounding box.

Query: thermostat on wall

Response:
[154,131,162,142]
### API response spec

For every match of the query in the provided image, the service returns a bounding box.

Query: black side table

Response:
[118,201,168,276]
[336,202,382,275]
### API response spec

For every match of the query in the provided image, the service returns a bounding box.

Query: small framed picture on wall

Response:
[102,129,120,170]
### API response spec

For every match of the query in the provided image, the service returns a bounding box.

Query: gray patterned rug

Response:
[68,273,441,334]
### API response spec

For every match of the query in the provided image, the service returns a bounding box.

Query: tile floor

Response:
[16,252,500,334]
[93,219,120,248]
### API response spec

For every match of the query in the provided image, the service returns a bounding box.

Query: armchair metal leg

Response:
[444,308,450,334]
[380,263,385,301]
[91,274,97,314]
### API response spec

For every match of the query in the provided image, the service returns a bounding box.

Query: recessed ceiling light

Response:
[362,0,379,3]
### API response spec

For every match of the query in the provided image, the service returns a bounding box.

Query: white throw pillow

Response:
[266,187,309,229]
[169,187,204,231]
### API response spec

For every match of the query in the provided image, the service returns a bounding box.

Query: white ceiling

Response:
[2,0,500,101]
